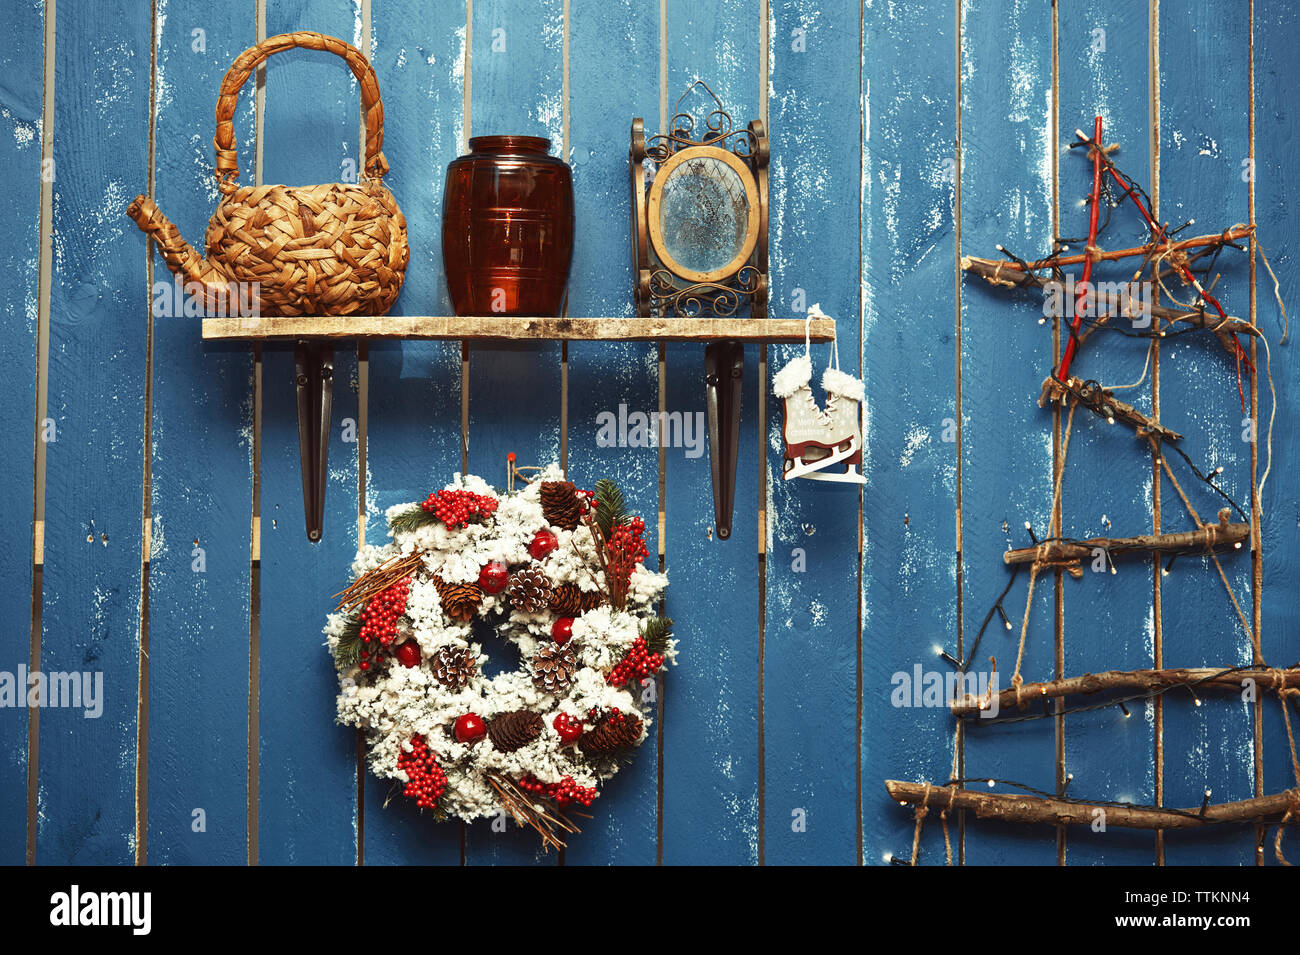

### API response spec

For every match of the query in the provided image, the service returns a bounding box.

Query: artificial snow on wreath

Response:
[324,466,675,849]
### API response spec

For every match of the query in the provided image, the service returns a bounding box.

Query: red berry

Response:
[357,576,411,650]
[421,489,498,529]
[395,642,420,668]
[454,713,486,744]
[398,735,448,809]
[552,713,583,744]
[551,617,574,644]
[529,529,559,560]
[478,561,509,594]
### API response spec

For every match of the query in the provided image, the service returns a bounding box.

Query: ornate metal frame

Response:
[630,81,769,318]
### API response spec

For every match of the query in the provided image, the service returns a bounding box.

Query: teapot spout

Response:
[126,194,229,306]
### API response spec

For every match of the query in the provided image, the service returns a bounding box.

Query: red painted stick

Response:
[1056,116,1104,380]
[1081,126,1251,408]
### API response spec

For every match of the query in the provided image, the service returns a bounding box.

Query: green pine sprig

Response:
[642,616,674,656]
[389,505,436,533]
[593,478,627,540]
[334,615,363,668]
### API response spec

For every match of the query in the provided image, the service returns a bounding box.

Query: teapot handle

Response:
[213,30,389,195]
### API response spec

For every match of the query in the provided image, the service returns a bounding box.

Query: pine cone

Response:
[530,643,579,694]
[548,582,609,617]
[507,563,553,613]
[487,710,544,752]
[540,480,583,531]
[432,645,476,690]
[433,576,483,622]
[548,582,583,617]
[578,713,644,756]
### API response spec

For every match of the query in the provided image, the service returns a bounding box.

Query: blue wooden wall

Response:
[2,0,1296,866]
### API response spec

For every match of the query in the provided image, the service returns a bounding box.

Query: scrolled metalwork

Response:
[645,80,757,160]
[648,266,762,318]
[631,81,768,317]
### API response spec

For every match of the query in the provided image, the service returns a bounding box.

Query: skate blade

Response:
[800,464,867,484]
[783,442,855,480]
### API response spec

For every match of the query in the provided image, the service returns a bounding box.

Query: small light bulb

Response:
[987,779,995,788]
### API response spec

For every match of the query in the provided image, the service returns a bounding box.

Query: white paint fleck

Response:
[899,426,930,468]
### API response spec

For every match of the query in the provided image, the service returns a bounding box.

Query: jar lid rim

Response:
[469,135,553,152]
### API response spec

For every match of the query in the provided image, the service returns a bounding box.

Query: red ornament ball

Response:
[551,617,574,644]
[478,561,509,594]
[395,642,421,668]
[529,529,559,560]
[454,713,486,744]
[552,713,584,745]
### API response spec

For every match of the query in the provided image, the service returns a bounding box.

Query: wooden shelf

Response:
[200,315,836,343]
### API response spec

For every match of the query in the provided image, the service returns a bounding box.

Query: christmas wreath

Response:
[324,466,674,849]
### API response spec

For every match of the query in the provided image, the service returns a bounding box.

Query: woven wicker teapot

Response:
[127,31,408,316]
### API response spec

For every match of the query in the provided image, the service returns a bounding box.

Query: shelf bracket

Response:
[705,341,744,541]
[294,341,334,543]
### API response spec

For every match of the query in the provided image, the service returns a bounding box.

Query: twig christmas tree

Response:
[887,120,1298,865]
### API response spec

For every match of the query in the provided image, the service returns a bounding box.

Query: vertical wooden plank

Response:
[1254,0,1300,859]
[1157,0,1255,865]
[958,0,1058,865]
[764,0,859,865]
[1054,0,1158,865]
[36,0,150,865]
[145,0,255,866]
[361,0,466,865]
[659,0,760,866]
[464,0,564,866]
[563,0,661,866]
[0,0,44,866]
[465,0,564,480]
[0,0,44,867]
[860,0,960,867]
[257,0,361,865]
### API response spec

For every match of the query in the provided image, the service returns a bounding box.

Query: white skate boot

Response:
[805,337,867,484]
[800,306,863,485]
[774,310,855,480]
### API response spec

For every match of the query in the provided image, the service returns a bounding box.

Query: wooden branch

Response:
[486,772,585,853]
[963,226,1253,274]
[951,666,1300,717]
[961,255,1257,340]
[333,549,425,612]
[1039,375,1183,441]
[884,780,1300,830]
[201,315,837,343]
[1003,509,1248,567]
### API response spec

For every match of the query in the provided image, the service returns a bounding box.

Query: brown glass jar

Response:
[441,135,575,316]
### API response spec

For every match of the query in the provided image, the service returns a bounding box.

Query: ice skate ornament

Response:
[774,306,866,483]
